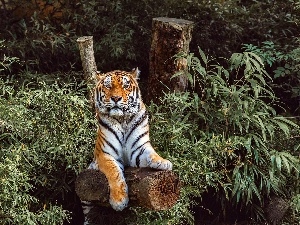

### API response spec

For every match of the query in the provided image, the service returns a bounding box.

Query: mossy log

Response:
[75,167,181,211]
[145,17,194,103]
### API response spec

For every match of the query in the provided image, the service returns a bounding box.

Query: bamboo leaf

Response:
[281,154,290,173]
[275,155,282,171]
[248,52,264,67]
[253,115,266,141]
[198,47,208,65]
[273,120,290,137]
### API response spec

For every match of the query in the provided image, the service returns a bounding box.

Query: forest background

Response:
[0,0,300,224]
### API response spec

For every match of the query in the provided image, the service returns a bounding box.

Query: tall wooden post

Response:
[145,17,194,103]
[77,36,98,107]
[77,36,98,85]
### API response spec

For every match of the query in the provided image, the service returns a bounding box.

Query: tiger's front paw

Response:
[148,153,173,170]
[109,195,129,211]
[109,185,129,211]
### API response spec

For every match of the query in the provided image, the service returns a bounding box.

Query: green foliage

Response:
[0,151,68,225]
[0,77,95,224]
[0,0,143,74]
[281,194,300,224]
[243,41,300,102]
[291,194,300,219]
[1,13,77,73]
[71,0,140,70]
[1,0,300,76]
[143,49,300,223]
[0,40,20,73]
[1,1,300,224]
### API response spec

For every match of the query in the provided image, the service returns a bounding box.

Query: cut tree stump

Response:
[77,36,98,85]
[145,17,194,104]
[75,167,181,211]
[77,36,98,108]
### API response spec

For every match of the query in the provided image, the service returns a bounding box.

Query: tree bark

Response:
[77,36,98,108]
[77,36,98,85]
[75,167,181,211]
[145,17,194,104]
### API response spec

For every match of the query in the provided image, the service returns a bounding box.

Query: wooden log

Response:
[76,36,98,85]
[145,17,194,104]
[77,36,98,108]
[75,167,181,211]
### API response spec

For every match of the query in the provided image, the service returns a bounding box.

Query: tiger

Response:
[82,68,172,219]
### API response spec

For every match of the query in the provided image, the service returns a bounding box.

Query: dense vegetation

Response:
[1,0,300,224]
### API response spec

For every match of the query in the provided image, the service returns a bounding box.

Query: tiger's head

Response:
[94,68,142,118]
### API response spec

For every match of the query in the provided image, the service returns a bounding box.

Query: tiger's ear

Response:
[95,71,105,81]
[132,67,140,79]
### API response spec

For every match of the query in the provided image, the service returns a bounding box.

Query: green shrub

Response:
[0,150,69,225]
[0,40,20,73]
[136,49,300,224]
[0,77,95,224]
[1,49,299,224]
[242,41,300,113]
[1,0,300,77]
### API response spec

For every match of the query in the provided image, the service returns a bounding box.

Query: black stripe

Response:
[95,89,103,102]
[136,86,139,99]
[102,135,119,155]
[81,201,93,207]
[96,132,106,149]
[98,118,123,147]
[136,148,146,167]
[96,138,104,149]
[116,158,124,168]
[131,131,149,149]
[130,141,150,162]
[125,111,147,143]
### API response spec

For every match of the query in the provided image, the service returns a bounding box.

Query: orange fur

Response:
[92,69,172,211]
[94,129,127,204]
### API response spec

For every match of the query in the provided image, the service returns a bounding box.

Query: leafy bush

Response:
[0,152,69,225]
[0,40,20,73]
[243,41,300,113]
[1,49,299,224]
[1,0,300,77]
[138,49,300,224]
[0,77,95,224]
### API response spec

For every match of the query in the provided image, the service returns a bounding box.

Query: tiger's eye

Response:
[123,76,131,89]
[103,76,112,89]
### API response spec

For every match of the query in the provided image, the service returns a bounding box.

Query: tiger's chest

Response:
[98,113,147,164]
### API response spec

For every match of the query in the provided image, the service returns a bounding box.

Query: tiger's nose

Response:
[111,96,122,103]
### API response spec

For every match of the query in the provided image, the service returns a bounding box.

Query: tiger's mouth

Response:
[109,105,121,110]
[108,106,124,117]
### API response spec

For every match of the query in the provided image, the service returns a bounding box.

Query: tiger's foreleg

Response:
[95,152,128,211]
[127,114,172,171]
[147,149,173,170]
[131,142,173,171]
[145,147,172,170]
[94,133,128,211]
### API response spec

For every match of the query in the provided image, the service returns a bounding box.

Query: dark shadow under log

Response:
[75,167,181,211]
